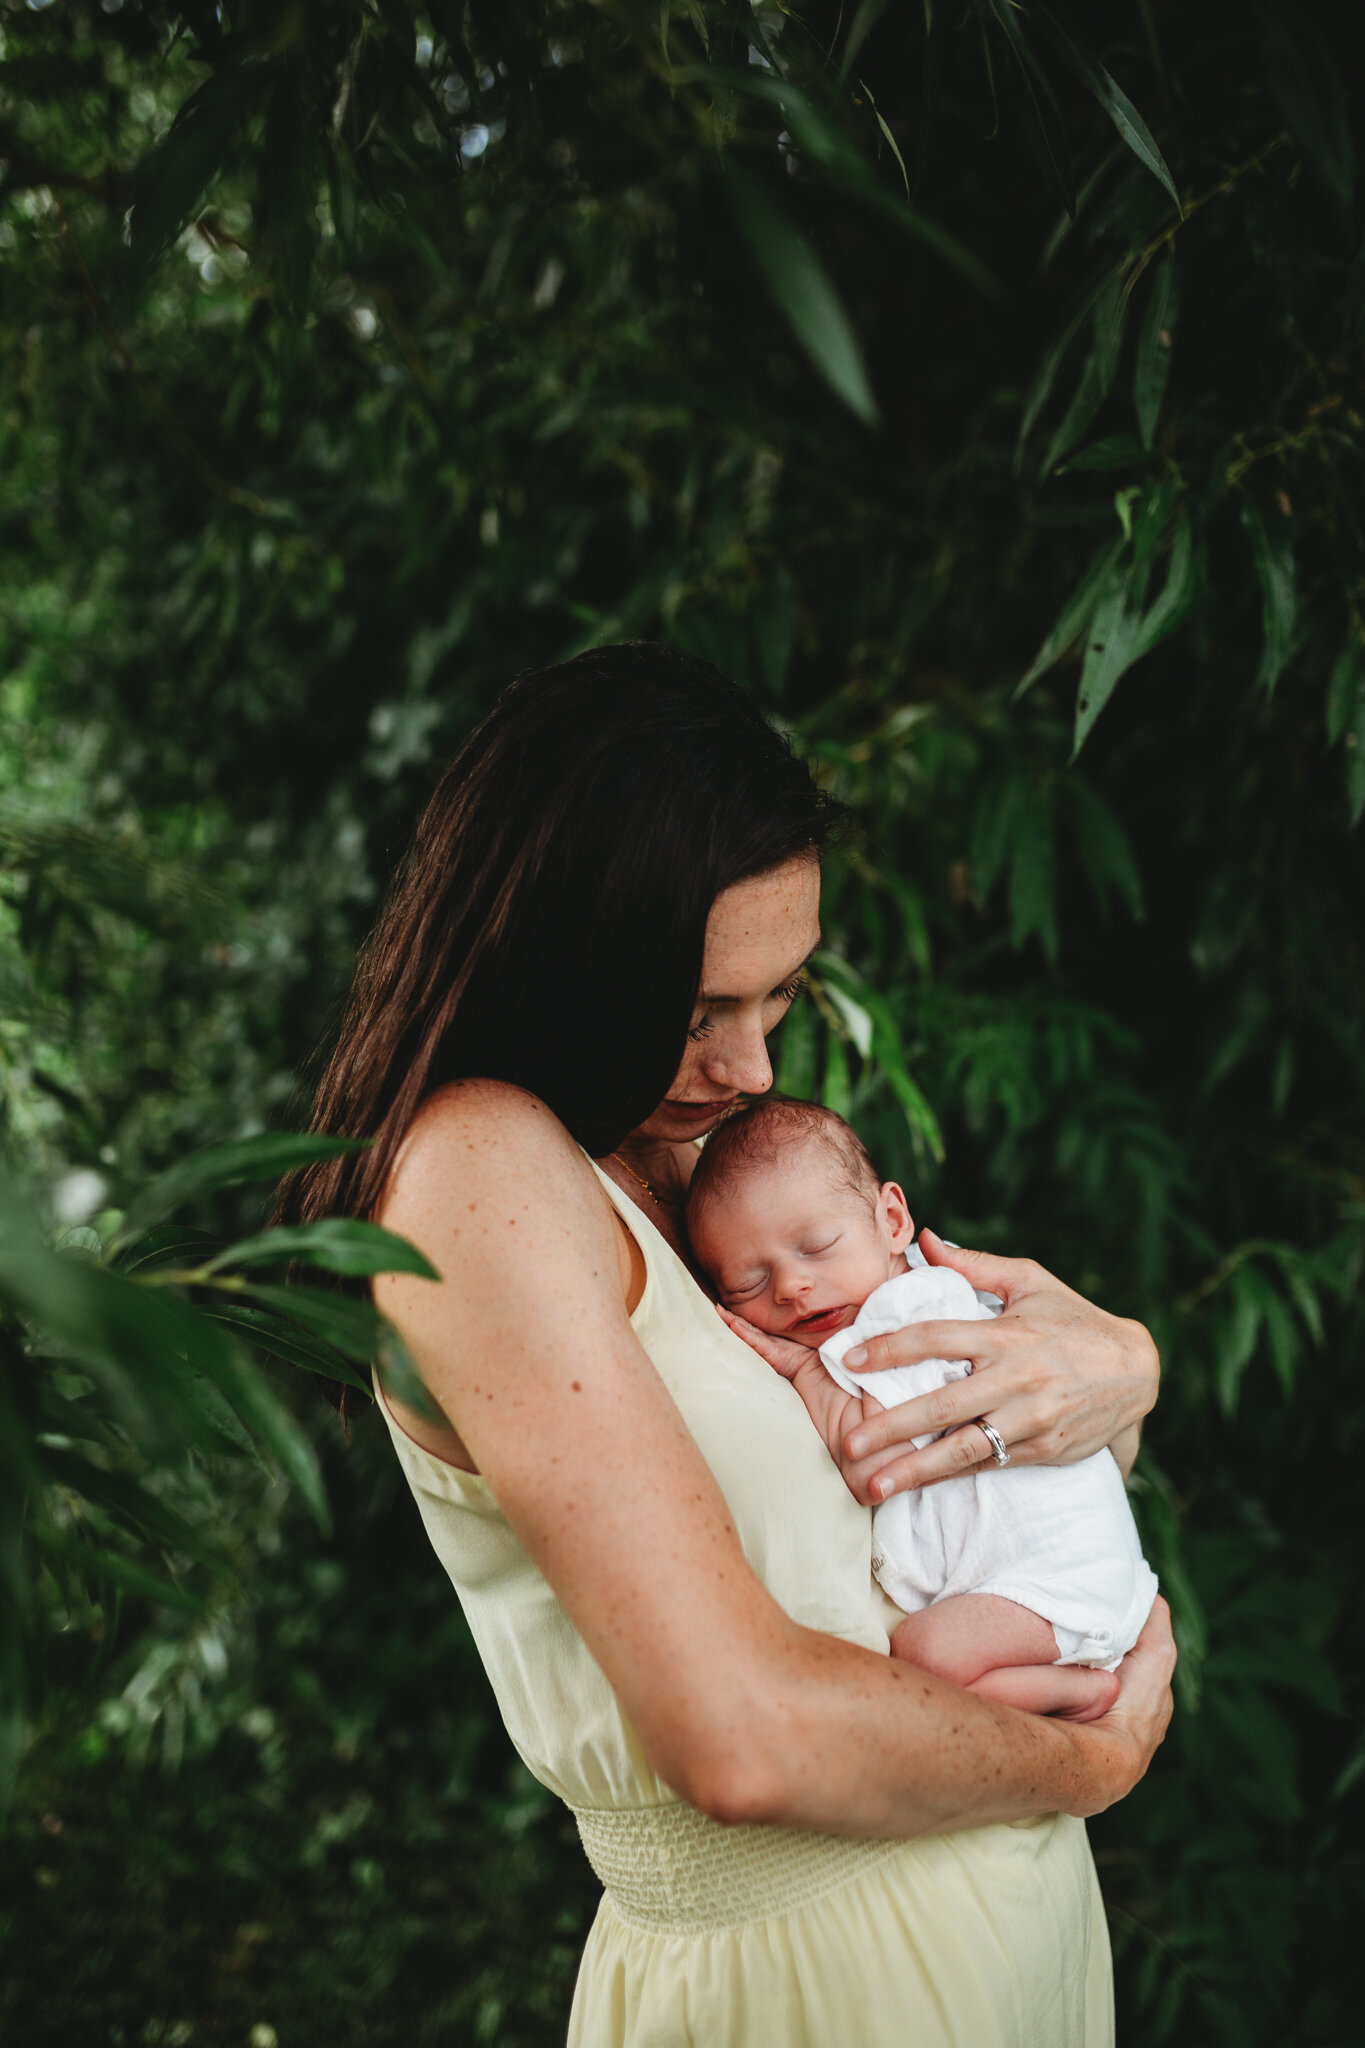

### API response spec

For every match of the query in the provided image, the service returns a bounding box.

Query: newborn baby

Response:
[687,1098,1159,1722]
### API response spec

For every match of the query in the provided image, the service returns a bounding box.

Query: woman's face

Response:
[635,854,823,1146]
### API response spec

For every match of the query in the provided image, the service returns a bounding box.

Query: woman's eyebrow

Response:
[698,936,821,1006]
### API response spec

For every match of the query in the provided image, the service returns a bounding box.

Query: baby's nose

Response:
[774,1268,813,1304]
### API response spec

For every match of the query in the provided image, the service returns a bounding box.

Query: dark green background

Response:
[1,2,1363,2041]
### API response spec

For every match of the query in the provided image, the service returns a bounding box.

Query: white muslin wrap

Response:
[820,1251,1158,1668]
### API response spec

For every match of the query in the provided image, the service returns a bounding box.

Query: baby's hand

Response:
[715,1305,812,1381]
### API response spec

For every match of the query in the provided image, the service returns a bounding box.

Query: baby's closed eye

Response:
[723,1274,768,1305]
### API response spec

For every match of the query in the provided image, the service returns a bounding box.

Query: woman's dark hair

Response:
[279,643,845,1237]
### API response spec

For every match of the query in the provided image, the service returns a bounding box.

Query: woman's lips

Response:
[665,1097,737,1125]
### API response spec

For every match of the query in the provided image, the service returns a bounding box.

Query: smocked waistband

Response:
[570,1798,905,1935]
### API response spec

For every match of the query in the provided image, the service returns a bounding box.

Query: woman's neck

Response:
[600,1136,707,1277]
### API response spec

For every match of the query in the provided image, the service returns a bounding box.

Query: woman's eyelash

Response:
[688,973,803,1041]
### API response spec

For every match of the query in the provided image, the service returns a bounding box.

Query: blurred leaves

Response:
[727,167,878,425]
[0,1130,433,1809]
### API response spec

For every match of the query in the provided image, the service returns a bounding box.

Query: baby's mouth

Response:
[788,1303,857,1339]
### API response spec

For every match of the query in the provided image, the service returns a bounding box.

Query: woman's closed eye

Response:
[686,969,807,1042]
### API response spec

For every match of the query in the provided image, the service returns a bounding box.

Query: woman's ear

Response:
[878,1181,915,1254]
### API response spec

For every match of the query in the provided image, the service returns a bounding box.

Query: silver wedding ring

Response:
[976,1418,1010,1468]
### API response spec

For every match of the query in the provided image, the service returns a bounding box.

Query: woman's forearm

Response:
[679,1616,1146,1839]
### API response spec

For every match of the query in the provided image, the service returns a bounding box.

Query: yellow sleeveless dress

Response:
[376,1161,1114,2046]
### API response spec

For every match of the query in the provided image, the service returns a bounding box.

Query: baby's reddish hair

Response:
[687,1096,881,1226]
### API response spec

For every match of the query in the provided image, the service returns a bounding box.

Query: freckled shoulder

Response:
[376,1078,630,1298]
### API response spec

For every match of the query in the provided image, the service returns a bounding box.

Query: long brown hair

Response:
[279,644,843,1236]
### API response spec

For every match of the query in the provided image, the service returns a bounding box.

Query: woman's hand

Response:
[1062,1598,1176,1817]
[839,1232,1160,1506]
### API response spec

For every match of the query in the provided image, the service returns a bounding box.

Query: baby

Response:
[686,1097,1159,1722]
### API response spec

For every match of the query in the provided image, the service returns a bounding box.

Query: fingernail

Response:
[846,1433,867,1459]
[919,1228,940,1245]
[871,1476,890,1501]
[844,1345,867,1368]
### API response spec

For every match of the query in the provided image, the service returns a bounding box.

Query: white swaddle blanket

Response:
[820,1249,1158,1668]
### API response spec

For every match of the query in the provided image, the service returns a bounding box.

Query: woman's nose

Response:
[703,1015,773,1097]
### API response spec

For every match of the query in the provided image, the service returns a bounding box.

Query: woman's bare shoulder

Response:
[378,1078,615,1263]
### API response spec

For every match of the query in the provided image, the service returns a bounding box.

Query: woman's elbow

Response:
[666,1723,797,1828]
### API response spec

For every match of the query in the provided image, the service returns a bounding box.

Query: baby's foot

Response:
[1041,1667,1121,1722]
[968,1661,1121,1721]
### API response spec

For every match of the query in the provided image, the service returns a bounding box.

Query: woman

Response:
[285,644,1173,2045]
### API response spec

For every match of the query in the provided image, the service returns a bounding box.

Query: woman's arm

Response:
[835,1233,1158,1505]
[375,1084,1172,1837]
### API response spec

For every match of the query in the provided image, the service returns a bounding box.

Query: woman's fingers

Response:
[841,1317,1008,1375]
[843,1382,1067,1501]
[1100,1599,1176,1748]
[915,1229,1042,1305]
[844,1364,1032,1462]
[1064,1600,1175,1816]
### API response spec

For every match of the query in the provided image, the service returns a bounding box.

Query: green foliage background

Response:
[2,1,1364,2042]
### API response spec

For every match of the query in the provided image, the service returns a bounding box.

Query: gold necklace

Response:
[611,1149,661,1203]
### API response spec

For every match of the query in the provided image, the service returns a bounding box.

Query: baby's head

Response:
[686,1098,914,1346]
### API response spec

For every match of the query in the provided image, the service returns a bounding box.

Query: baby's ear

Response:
[879,1181,915,1253]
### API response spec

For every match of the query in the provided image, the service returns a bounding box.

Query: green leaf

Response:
[858,81,910,202]
[1064,781,1145,921]
[1029,0,1182,215]
[1073,514,1197,754]
[881,1062,947,1166]
[1007,784,1059,962]
[735,76,1001,296]
[39,1451,230,1577]
[1326,638,1363,745]
[1015,537,1126,699]
[35,1525,205,1612]
[1326,638,1365,829]
[202,1303,374,1398]
[1134,251,1178,450]
[157,1293,329,1527]
[775,997,818,1098]
[242,1283,391,1366]
[815,951,944,1162]
[1240,495,1297,694]
[0,1214,224,1453]
[726,167,878,425]
[982,0,1075,218]
[374,1326,445,1425]
[205,1219,440,1281]
[1059,434,1148,472]
[128,66,261,276]
[823,983,874,1059]
[115,1225,219,1277]
[115,1133,368,1246]
[839,0,889,80]
[820,1028,852,1118]
[1017,273,1111,456]
[1042,272,1127,473]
